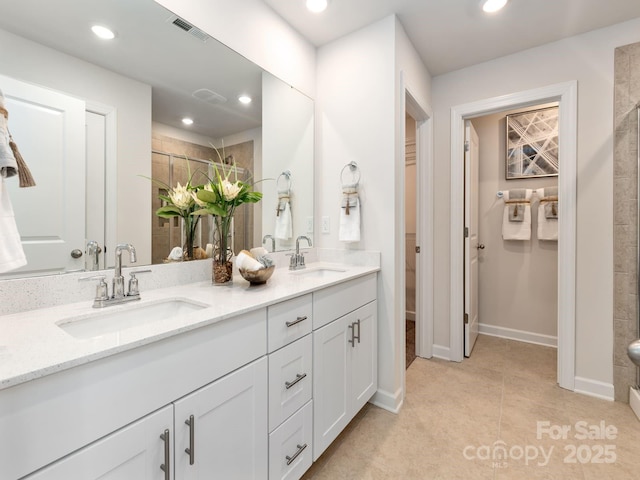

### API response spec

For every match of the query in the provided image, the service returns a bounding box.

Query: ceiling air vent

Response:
[168,15,210,42]
[192,89,227,105]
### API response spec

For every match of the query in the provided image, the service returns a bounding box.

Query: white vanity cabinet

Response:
[25,358,268,480]
[24,405,174,480]
[2,309,267,480]
[312,274,377,461]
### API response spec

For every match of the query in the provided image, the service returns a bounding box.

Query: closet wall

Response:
[472,107,558,344]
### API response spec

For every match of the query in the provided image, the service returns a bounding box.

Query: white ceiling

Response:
[262,0,640,75]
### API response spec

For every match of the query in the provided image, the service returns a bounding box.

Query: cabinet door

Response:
[268,401,313,480]
[174,357,268,480]
[349,301,378,414]
[24,406,173,480]
[312,316,349,461]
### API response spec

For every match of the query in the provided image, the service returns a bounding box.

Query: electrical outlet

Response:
[322,216,330,234]
[306,216,314,233]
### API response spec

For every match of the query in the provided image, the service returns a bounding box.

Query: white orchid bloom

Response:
[169,182,193,209]
[222,179,241,201]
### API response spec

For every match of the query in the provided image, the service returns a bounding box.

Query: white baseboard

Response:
[371,387,403,413]
[406,311,416,321]
[479,323,557,348]
[574,376,614,401]
[630,387,640,420]
[432,344,450,361]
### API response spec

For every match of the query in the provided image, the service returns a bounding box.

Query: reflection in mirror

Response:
[0,0,313,279]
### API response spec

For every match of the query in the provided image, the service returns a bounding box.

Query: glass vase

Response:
[212,213,234,284]
[181,215,200,261]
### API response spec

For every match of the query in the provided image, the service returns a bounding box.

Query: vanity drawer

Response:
[313,273,376,329]
[268,334,312,431]
[269,400,313,480]
[268,293,312,352]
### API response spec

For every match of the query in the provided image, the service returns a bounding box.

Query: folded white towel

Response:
[275,200,292,240]
[538,187,558,241]
[236,250,264,271]
[339,196,361,242]
[502,189,532,241]
[0,177,27,273]
[0,89,18,179]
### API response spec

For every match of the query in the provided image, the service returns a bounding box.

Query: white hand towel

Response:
[275,200,292,240]
[0,88,18,179]
[538,187,558,241]
[502,189,532,241]
[339,196,361,242]
[0,177,27,273]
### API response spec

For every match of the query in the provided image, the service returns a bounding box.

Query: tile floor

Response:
[302,334,640,479]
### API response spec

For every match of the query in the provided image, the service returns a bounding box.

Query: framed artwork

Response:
[506,106,559,179]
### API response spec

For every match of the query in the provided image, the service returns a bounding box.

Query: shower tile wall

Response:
[151,132,254,264]
[613,41,640,402]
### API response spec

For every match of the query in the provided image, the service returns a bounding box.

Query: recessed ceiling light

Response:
[182,118,194,125]
[238,95,252,105]
[482,0,508,13]
[91,25,115,40]
[306,0,328,14]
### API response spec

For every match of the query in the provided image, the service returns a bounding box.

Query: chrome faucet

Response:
[80,243,151,308]
[262,234,275,253]
[86,240,100,271]
[289,235,312,270]
[113,243,137,298]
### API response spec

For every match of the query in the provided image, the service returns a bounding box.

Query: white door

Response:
[312,316,349,461]
[464,121,480,357]
[174,357,268,479]
[24,405,173,480]
[0,74,86,275]
[349,301,377,413]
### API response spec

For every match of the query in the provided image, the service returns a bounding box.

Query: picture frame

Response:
[505,106,559,179]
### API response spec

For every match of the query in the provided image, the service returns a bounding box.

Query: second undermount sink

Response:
[56,298,209,339]
[289,266,347,278]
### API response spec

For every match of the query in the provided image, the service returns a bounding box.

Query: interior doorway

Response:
[450,81,577,391]
[405,113,418,368]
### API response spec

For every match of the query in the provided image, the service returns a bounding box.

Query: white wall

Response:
[432,17,640,386]
[153,0,316,98]
[0,27,152,265]
[471,110,558,341]
[316,15,432,411]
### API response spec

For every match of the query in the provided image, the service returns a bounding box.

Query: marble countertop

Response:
[0,262,378,391]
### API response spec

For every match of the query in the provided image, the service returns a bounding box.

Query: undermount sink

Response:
[56,298,208,339]
[289,266,347,278]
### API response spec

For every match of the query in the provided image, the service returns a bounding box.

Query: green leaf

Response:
[196,189,219,203]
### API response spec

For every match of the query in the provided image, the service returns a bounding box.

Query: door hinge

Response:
[464,227,469,238]
[464,313,469,325]
[415,246,421,253]
[464,141,470,152]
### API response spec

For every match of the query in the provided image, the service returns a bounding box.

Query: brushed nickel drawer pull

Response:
[354,319,361,344]
[286,443,308,465]
[286,316,308,327]
[285,373,307,389]
[160,429,170,480]
[185,415,195,465]
[348,323,355,347]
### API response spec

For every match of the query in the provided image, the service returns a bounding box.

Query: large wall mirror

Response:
[0,0,313,278]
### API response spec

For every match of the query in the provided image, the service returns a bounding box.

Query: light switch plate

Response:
[322,216,330,234]
[306,216,314,233]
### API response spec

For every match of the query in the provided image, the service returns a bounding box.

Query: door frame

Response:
[449,81,577,391]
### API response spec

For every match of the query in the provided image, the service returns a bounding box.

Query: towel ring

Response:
[277,170,292,193]
[340,161,361,187]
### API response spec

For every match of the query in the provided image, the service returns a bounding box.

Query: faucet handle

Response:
[79,275,109,303]
[298,252,306,267]
[127,270,151,297]
[286,253,297,269]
